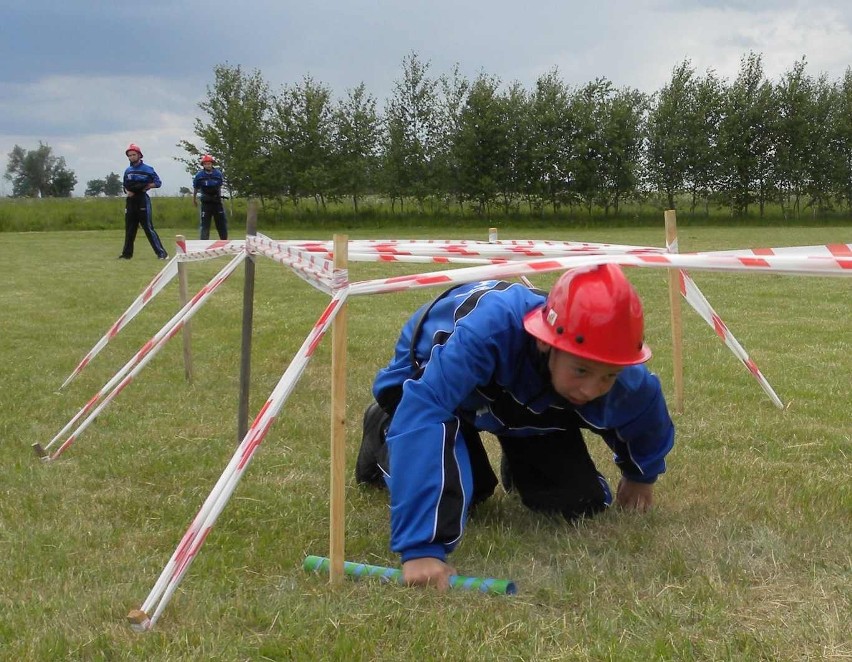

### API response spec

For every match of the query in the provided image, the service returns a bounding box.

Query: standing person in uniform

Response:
[118,143,168,260]
[355,264,675,590]
[192,154,228,240]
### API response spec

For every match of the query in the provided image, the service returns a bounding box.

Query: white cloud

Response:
[1,75,202,195]
[643,5,852,85]
[3,0,852,197]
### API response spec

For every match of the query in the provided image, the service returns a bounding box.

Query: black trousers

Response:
[367,394,610,522]
[198,200,228,240]
[122,195,167,258]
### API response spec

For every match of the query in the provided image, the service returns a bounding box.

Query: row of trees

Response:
[4,143,77,197]
[183,52,852,218]
[3,144,123,198]
[84,173,123,197]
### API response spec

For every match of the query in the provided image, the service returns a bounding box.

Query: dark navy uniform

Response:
[120,161,167,258]
[192,168,228,240]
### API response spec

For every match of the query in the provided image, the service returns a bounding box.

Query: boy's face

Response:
[541,342,623,406]
[127,150,140,164]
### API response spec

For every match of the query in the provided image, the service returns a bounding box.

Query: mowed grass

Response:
[0,225,849,661]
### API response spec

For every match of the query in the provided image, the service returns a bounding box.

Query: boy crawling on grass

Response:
[355,264,675,589]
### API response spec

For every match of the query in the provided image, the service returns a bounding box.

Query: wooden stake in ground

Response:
[237,201,258,443]
[176,235,193,383]
[664,209,684,413]
[329,234,348,585]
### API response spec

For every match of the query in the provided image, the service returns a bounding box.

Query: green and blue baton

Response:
[303,555,517,595]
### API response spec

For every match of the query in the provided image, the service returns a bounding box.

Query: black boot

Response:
[500,452,514,493]
[355,402,390,487]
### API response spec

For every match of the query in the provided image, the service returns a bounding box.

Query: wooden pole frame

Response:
[664,210,685,413]
[237,201,258,443]
[176,235,194,383]
[329,234,348,584]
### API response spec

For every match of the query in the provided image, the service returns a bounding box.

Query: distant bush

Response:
[1,195,849,234]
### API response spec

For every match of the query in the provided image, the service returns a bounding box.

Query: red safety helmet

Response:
[125,143,143,157]
[200,154,214,164]
[523,264,652,366]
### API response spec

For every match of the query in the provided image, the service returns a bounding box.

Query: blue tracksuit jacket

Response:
[192,168,225,199]
[123,161,161,194]
[372,280,674,562]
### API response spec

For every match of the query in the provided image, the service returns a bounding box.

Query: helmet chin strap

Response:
[525,337,560,405]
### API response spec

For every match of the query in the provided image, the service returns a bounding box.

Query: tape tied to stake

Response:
[303,555,517,595]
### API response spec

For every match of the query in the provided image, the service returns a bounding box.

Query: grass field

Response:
[0,225,850,661]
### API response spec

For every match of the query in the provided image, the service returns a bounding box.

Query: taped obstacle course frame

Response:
[38,207,852,630]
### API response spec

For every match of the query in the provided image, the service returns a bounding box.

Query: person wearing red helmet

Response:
[192,154,228,240]
[118,143,168,260]
[356,264,674,589]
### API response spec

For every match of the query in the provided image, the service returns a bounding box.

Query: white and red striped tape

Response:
[135,288,349,630]
[665,236,781,408]
[678,270,783,407]
[699,243,852,258]
[59,258,179,390]
[248,234,337,293]
[177,239,246,262]
[45,253,247,460]
[61,239,849,391]
[347,250,851,297]
[294,238,667,260]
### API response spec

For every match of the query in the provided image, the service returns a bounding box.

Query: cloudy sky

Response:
[3,0,852,196]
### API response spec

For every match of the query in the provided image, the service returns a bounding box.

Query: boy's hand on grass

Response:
[402,557,457,591]
[616,477,654,512]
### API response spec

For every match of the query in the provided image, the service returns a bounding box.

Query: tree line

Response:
[180,52,852,220]
[2,142,125,198]
[3,143,77,197]
[8,51,852,221]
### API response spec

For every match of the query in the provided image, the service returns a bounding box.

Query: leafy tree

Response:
[179,63,271,199]
[572,79,612,214]
[772,58,814,218]
[434,64,470,210]
[527,68,576,213]
[4,142,77,197]
[598,86,646,215]
[453,73,507,214]
[85,172,123,197]
[104,172,122,196]
[49,167,77,197]
[85,179,105,197]
[383,52,442,211]
[718,52,775,217]
[831,67,852,210]
[332,83,381,213]
[646,60,696,209]
[270,76,336,209]
[498,82,533,213]
[802,74,836,215]
[685,71,724,215]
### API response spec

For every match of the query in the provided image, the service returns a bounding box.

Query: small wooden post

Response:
[664,210,684,413]
[176,235,193,383]
[329,234,348,585]
[237,202,258,443]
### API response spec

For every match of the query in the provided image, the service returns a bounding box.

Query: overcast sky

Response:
[3,0,852,196]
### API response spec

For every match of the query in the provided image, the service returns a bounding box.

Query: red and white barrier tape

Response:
[348,251,852,297]
[59,258,179,390]
[46,253,247,460]
[135,289,348,630]
[679,270,784,408]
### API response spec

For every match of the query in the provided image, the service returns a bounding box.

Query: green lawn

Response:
[0,225,849,661]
